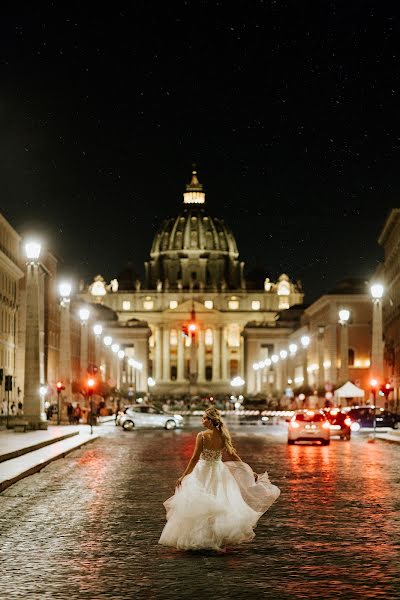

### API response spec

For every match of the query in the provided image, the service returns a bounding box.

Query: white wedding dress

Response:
[158,433,280,551]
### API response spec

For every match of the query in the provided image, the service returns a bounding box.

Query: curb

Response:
[0,431,80,464]
[0,434,99,493]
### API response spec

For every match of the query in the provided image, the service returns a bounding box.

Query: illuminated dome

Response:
[145,170,245,290]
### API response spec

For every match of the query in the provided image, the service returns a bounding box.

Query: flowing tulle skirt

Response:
[158,460,280,551]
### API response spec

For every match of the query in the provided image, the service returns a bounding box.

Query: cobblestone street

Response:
[1,423,400,600]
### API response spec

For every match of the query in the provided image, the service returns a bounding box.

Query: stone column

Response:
[177,330,185,381]
[302,348,309,387]
[135,339,149,392]
[317,328,325,388]
[162,326,170,381]
[212,327,221,381]
[155,326,162,382]
[371,298,384,381]
[221,326,229,382]
[23,263,46,425]
[198,328,205,382]
[339,323,349,382]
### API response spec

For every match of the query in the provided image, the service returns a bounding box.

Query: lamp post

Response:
[79,307,91,379]
[370,283,384,403]
[370,378,378,439]
[87,377,95,435]
[23,240,48,427]
[58,281,72,422]
[338,309,350,382]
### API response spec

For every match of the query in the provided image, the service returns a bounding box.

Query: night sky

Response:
[1,2,399,303]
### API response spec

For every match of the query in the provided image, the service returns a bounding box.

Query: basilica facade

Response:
[78,171,304,397]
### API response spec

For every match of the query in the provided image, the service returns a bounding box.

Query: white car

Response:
[287,410,330,445]
[120,405,184,430]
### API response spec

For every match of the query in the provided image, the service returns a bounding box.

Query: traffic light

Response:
[380,382,393,399]
[87,378,96,397]
[56,381,65,392]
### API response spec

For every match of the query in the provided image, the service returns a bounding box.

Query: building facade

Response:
[78,171,303,398]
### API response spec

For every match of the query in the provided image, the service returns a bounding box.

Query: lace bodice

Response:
[200,448,223,461]
[200,433,223,461]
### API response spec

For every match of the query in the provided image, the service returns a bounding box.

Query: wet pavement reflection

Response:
[0,422,399,599]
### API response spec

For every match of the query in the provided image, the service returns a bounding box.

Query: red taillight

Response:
[290,421,300,428]
[344,417,351,426]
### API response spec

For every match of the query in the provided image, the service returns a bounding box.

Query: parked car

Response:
[119,405,184,430]
[323,408,352,440]
[345,407,400,430]
[287,410,331,445]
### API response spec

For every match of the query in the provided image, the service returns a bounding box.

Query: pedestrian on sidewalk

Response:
[67,402,74,424]
[159,406,280,552]
[17,401,23,416]
[73,404,82,424]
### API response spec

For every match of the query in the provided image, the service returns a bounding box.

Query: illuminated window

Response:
[122,300,131,310]
[185,335,191,347]
[251,300,260,310]
[170,329,178,346]
[227,324,240,347]
[228,297,239,310]
[143,296,154,310]
[205,328,213,346]
[204,300,213,309]
[169,300,178,309]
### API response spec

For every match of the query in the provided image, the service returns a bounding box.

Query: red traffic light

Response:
[87,377,96,396]
[56,381,65,391]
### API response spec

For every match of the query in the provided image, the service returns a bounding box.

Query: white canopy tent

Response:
[334,381,365,398]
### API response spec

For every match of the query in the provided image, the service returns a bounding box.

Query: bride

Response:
[158,407,280,551]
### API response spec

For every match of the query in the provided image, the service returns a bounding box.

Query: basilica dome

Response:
[145,170,244,291]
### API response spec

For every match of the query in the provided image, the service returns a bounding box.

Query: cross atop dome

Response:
[183,165,205,204]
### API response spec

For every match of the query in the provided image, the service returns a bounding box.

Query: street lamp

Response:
[23,240,48,426]
[58,281,72,422]
[338,309,350,382]
[79,306,91,378]
[370,283,384,400]
[56,381,65,425]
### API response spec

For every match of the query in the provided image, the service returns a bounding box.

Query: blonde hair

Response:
[204,407,239,457]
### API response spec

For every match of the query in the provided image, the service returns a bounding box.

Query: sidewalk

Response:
[376,430,400,443]
[0,425,99,493]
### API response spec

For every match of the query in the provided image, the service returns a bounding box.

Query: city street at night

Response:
[1,421,399,600]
